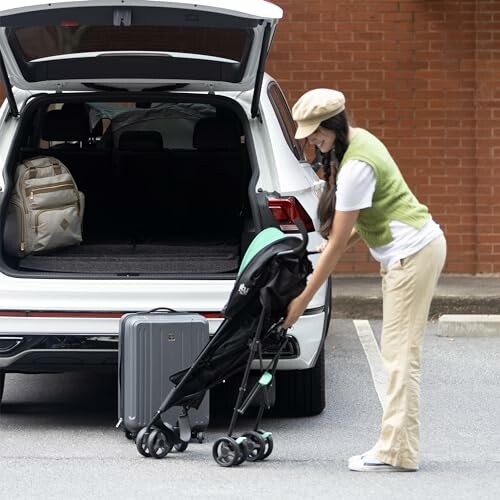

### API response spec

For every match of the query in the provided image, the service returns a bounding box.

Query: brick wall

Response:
[0,1,498,274]
[267,0,500,275]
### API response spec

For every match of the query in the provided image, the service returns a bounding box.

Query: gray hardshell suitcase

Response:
[118,310,210,439]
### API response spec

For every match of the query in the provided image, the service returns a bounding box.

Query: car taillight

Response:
[267,197,315,233]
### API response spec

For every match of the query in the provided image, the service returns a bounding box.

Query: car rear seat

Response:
[19,104,114,240]
[113,130,173,240]
[171,116,248,237]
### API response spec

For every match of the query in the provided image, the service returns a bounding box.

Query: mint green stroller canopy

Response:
[238,227,288,275]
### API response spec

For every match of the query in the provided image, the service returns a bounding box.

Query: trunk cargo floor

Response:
[18,242,240,274]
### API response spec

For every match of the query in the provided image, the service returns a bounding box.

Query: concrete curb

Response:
[437,314,500,337]
[331,296,500,320]
[330,277,500,336]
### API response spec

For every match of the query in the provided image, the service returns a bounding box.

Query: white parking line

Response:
[353,319,387,410]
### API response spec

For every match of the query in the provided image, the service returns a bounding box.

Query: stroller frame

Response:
[211,311,289,466]
[133,222,312,466]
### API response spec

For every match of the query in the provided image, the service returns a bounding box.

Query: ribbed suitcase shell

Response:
[118,312,210,434]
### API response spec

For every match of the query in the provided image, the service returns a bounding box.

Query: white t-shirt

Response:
[335,160,443,269]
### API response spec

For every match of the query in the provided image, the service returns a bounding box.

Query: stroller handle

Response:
[277,218,309,256]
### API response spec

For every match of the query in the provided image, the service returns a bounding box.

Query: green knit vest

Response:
[338,128,430,248]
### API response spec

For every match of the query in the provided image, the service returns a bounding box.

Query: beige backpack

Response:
[4,156,84,257]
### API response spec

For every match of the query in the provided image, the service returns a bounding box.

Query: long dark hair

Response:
[317,110,350,239]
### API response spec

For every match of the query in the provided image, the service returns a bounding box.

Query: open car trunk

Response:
[1,94,255,276]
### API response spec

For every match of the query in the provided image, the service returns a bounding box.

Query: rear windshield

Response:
[13,25,249,63]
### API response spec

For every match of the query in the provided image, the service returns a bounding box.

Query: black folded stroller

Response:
[134,223,313,467]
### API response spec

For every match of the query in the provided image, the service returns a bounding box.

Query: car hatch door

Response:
[0,0,282,112]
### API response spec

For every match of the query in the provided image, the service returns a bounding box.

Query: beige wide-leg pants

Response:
[372,235,447,470]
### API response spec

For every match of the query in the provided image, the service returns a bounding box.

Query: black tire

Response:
[147,429,173,459]
[212,437,242,467]
[0,371,5,411]
[194,431,205,444]
[174,441,189,452]
[135,427,152,457]
[233,439,248,466]
[124,430,136,441]
[273,279,330,417]
[241,431,266,462]
[274,347,326,417]
[259,432,274,459]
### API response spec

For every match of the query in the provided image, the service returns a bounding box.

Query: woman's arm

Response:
[282,209,359,329]
[317,224,360,252]
[346,227,361,249]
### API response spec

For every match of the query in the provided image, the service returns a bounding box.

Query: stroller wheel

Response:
[147,429,173,459]
[241,431,266,461]
[174,441,189,452]
[212,437,242,467]
[259,432,274,459]
[135,427,152,457]
[234,438,248,466]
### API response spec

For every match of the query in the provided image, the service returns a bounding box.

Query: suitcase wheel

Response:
[125,431,136,441]
[193,431,206,444]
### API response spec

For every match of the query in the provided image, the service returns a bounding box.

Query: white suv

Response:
[0,0,330,416]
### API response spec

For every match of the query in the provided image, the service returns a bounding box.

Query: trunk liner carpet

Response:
[18,242,240,274]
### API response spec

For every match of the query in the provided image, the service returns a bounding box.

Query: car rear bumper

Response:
[0,309,327,372]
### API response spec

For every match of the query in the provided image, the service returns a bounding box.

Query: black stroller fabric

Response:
[168,235,313,409]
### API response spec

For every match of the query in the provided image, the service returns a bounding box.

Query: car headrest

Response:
[41,103,91,143]
[193,117,241,150]
[118,130,163,151]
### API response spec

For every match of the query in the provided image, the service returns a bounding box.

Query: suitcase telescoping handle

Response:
[148,307,177,313]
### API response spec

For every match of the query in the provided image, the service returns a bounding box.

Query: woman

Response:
[283,88,447,472]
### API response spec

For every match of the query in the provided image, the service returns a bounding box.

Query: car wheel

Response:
[274,347,325,417]
[0,371,5,410]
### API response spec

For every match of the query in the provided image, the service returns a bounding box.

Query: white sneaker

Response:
[348,453,417,472]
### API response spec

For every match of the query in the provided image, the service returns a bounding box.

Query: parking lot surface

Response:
[0,319,498,499]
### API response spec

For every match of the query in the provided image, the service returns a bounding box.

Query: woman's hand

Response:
[283,294,309,329]
[317,240,328,253]
[283,210,360,331]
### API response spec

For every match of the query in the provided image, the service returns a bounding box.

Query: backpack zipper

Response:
[27,182,75,200]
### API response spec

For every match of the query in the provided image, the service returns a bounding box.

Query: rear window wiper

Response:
[83,83,129,92]
[142,83,189,92]
[83,83,188,92]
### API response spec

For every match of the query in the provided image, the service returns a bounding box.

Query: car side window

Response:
[267,82,305,161]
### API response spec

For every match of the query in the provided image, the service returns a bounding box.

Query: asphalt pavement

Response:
[1,319,499,500]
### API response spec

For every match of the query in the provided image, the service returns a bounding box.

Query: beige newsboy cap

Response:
[292,88,346,139]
